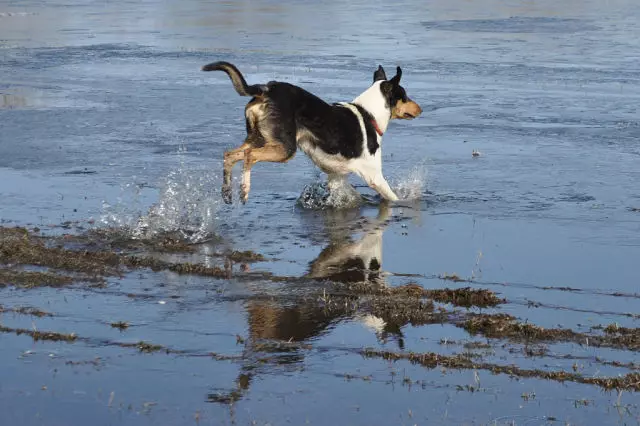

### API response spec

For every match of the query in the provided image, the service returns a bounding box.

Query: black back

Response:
[263,82,379,159]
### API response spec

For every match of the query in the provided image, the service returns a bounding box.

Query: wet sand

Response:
[1,0,640,425]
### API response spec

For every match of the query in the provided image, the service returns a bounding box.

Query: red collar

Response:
[371,119,383,136]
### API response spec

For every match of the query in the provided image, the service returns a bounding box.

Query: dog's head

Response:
[373,66,422,120]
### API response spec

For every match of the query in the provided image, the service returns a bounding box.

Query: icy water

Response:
[1,0,640,425]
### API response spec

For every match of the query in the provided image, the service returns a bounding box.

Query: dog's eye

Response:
[393,87,407,103]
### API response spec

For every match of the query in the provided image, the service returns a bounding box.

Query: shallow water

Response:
[1,0,640,425]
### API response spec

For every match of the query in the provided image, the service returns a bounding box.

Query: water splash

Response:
[100,153,220,243]
[131,167,220,242]
[297,178,363,210]
[297,164,427,209]
[391,164,428,201]
[100,180,150,230]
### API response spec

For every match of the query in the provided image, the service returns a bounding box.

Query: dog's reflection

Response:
[304,203,389,285]
[246,202,393,340]
[209,204,402,405]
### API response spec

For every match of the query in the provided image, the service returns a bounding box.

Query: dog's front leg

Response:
[371,174,399,202]
[357,167,399,202]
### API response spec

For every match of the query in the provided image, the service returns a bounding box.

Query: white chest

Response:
[298,140,353,175]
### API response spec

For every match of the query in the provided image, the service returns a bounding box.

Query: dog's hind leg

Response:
[222,141,251,204]
[222,102,265,204]
[241,141,295,204]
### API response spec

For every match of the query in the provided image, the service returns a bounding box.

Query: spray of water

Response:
[100,152,220,243]
[297,164,427,210]
[391,164,428,201]
[131,168,219,242]
[297,176,364,210]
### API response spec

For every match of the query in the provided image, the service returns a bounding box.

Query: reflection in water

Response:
[0,93,27,109]
[210,204,397,404]
[305,203,389,285]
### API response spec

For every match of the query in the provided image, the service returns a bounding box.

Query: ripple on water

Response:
[421,17,599,34]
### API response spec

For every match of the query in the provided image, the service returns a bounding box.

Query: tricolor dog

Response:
[201,61,422,204]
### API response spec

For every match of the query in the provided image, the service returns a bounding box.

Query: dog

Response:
[305,203,390,285]
[201,61,422,204]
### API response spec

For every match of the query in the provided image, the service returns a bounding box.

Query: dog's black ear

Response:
[389,66,402,85]
[373,65,387,82]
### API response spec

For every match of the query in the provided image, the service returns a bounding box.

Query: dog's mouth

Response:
[393,100,422,120]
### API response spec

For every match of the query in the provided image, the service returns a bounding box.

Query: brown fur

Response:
[222,97,294,204]
[391,99,422,119]
[240,142,293,202]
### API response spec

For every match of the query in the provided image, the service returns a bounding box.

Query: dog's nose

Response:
[408,99,422,118]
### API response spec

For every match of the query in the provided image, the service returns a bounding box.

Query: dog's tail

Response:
[201,61,265,97]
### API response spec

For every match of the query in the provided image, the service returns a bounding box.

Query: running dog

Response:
[201,61,422,204]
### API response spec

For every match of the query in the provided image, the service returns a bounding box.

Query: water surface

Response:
[1,0,639,425]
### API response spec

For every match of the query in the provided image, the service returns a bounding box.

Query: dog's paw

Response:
[222,185,233,204]
[240,184,249,204]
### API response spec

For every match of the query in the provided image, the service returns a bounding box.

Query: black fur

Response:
[373,65,387,82]
[247,81,374,159]
[351,103,380,155]
[379,66,408,110]
[205,63,405,162]
[202,61,266,97]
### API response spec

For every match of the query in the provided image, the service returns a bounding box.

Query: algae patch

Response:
[0,305,53,317]
[439,273,467,283]
[423,287,504,308]
[225,250,266,263]
[462,314,640,350]
[0,325,77,342]
[110,321,130,330]
[361,348,640,392]
[0,268,73,288]
[336,283,504,308]
[0,227,121,277]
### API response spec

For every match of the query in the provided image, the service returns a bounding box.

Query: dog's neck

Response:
[352,81,390,136]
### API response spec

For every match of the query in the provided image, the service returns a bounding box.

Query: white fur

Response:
[297,84,399,202]
[307,204,392,335]
[298,139,352,175]
[357,314,387,334]
[352,81,391,133]
[307,204,390,282]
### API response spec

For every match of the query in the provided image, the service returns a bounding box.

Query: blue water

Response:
[1,0,639,424]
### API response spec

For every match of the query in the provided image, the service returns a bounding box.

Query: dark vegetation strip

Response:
[0,304,53,317]
[2,320,638,392]
[0,325,77,342]
[0,268,74,288]
[361,349,640,392]
[462,314,640,351]
[335,282,505,308]
[408,269,640,300]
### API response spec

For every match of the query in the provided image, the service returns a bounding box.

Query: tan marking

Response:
[245,99,267,125]
[223,141,251,187]
[391,99,422,120]
[295,128,316,143]
[241,142,294,203]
